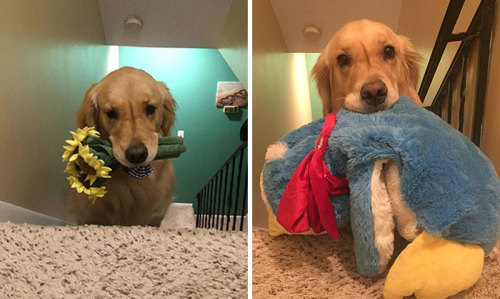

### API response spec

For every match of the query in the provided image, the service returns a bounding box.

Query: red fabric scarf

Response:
[276,113,349,240]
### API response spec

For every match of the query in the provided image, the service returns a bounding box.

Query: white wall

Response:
[252,0,312,228]
[481,6,500,174]
[0,0,110,220]
[219,0,248,88]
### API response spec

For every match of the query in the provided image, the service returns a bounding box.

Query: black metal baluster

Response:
[232,147,245,230]
[209,178,216,228]
[226,157,236,231]
[216,172,222,229]
[195,193,200,228]
[206,185,211,228]
[240,171,248,231]
[205,180,211,229]
[203,187,209,228]
[208,180,213,228]
[436,98,443,118]
[459,52,468,133]
[204,186,210,228]
[198,188,203,228]
[447,80,453,124]
[472,0,495,145]
[212,175,219,229]
[220,165,229,230]
[200,188,205,228]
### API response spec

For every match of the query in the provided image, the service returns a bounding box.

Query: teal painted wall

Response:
[119,47,247,208]
[305,53,323,121]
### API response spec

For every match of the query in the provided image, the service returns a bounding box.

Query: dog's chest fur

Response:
[68,159,175,226]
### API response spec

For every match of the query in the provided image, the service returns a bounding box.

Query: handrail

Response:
[419,0,496,146]
[200,142,247,187]
[418,0,465,101]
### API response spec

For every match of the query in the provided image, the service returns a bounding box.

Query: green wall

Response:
[119,47,247,208]
[305,53,323,121]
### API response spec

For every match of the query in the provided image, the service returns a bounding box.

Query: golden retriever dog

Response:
[312,19,422,115]
[68,67,177,226]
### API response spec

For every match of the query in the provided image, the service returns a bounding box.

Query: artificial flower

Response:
[78,144,112,185]
[67,176,107,203]
[62,127,100,162]
[62,127,110,203]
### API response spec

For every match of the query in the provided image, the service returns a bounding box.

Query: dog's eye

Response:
[106,109,118,119]
[337,54,350,67]
[145,105,156,116]
[384,46,395,59]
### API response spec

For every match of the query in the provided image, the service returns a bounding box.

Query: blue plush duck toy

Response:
[261,96,500,298]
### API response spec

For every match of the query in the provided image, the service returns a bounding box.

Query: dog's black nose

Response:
[125,143,148,164]
[360,80,388,106]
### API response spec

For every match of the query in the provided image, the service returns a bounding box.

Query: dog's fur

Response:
[68,67,177,226]
[312,19,422,115]
[311,19,424,271]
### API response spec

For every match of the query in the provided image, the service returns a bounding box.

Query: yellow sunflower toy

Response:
[62,127,186,203]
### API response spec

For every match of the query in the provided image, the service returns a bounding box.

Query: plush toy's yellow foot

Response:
[268,214,287,236]
[383,231,484,299]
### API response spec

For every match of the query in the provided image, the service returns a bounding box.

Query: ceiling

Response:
[98,0,232,48]
[270,0,403,53]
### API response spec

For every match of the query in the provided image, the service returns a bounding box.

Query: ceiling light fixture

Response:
[124,16,143,31]
[303,26,321,39]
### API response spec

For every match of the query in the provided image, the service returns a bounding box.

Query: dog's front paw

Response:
[383,230,484,299]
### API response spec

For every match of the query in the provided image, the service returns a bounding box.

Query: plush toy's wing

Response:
[261,118,350,234]
[262,120,323,215]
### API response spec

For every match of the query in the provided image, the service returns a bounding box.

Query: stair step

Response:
[161,203,196,229]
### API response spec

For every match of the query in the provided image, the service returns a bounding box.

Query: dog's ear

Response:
[398,35,422,105]
[312,52,334,116]
[398,35,420,88]
[76,83,99,129]
[157,82,177,136]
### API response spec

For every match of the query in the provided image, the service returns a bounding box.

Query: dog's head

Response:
[76,67,176,168]
[312,19,421,114]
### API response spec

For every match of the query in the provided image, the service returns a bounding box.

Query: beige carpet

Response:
[253,228,500,298]
[0,222,247,298]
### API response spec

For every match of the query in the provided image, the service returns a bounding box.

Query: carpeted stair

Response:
[0,223,247,298]
[252,228,500,298]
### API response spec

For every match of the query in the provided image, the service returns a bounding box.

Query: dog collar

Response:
[124,165,154,179]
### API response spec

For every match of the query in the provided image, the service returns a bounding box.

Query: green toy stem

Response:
[85,135,186,169]
[155,136,186,159]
